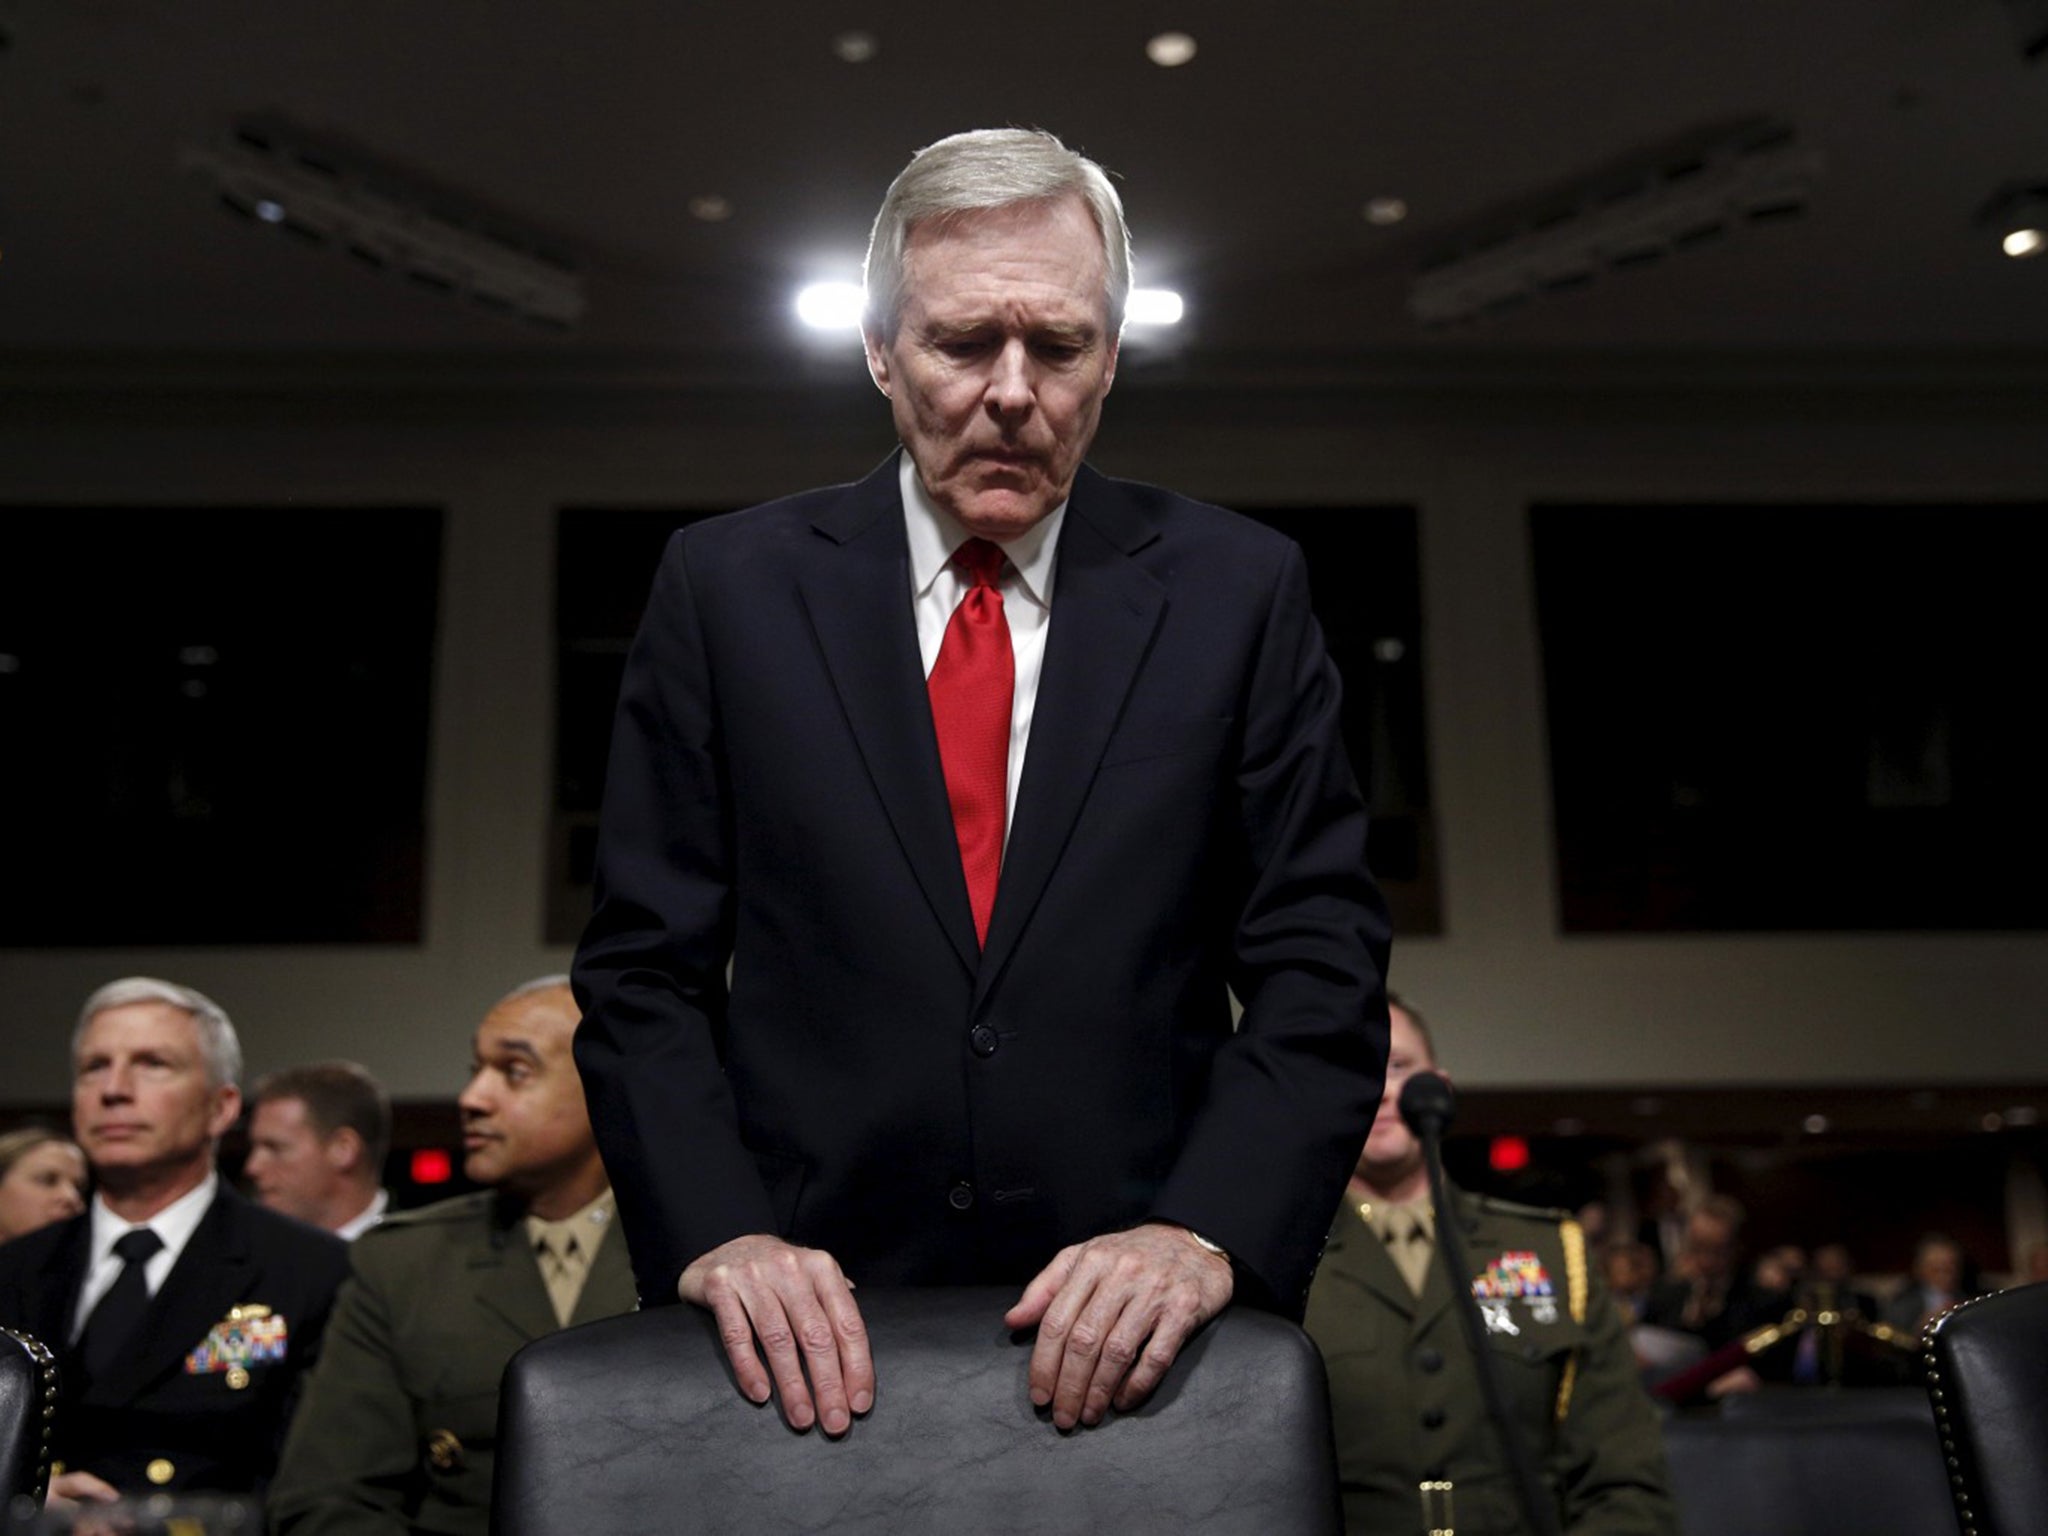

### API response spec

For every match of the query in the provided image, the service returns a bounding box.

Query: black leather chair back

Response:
[494,1288,1340,1536]
[1661,1404,1952,1536]
[0,1328,58,1508]
[1925,1281,2048,1536]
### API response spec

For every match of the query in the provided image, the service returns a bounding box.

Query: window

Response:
[0,508,441,945]
[1533,502,2046,931]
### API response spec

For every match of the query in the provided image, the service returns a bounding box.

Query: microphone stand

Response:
[1400,1072,1564,1536]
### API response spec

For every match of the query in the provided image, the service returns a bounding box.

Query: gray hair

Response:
[503,974,572,1003]
[74,977,243,1089]
[862,128,1132,342]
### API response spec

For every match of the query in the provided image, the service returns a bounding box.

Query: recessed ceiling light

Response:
[795,281,865,330]
[2004,226,2045,258]
[688,194,734,223]
[1126,288,1184,325]
[1146,31,1197,68]
[833,30,878,63]
[1364,196,1409,227]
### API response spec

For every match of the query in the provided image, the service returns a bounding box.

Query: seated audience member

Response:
[1304,995,1679,1536]
[2023,1242,2048,1285]
[246,1062,392,1240]
[268,977,634,1536]
[0,1124,87,1243]
[1752,1243,1806,1295]
[0,978,350,1505]
[1883,1232,1976,1335]
[1601,1241,1660,1324]
[1641,1194,1789,1350]
[1809,1242,1881,1319]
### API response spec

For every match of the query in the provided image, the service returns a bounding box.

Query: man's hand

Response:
[47,1470,120,1510]
[679,1233,873,1436]
[1004,1222,1234,1429]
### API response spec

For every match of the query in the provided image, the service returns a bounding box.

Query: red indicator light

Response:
[411,1148,454,1185]
[1488,1135,1531,1174]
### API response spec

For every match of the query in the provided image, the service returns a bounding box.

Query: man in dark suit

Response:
[574,127,1392,1440]
[0,977,350,1506]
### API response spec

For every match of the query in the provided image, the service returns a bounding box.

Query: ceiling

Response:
[3,0,2047,384]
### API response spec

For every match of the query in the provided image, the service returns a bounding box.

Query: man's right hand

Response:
[679,1233,873,1435]
[47,1470,120,1510]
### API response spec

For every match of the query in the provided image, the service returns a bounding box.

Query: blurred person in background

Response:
[1810,1242,1880,1319]
[0,977,349,1505]
[269,977,634,1536]
[1641,1194,1790,1350]
[1601,1241,1660,1325]
[0,1125,87,1243]
[1883,1232,1976,1335]
[245,1062,391,1240]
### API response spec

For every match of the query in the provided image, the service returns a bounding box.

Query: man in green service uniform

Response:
[268,977,636,1536]
[1304,997,1678,1536]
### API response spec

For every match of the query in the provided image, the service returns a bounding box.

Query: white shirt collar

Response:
[88,1167,218,1270]
[899,453,1064,611]
[335,1187,391,1242]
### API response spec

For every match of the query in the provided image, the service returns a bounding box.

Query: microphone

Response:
[1397,1070,1457,1139]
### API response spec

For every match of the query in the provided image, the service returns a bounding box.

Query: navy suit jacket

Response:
[573,455,1392,1317]
[0,1182,349,1495]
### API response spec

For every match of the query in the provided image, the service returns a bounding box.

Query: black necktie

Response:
[79,1227,164,1386]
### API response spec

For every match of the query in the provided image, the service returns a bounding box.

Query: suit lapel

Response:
[471,1197,559,1343]
[798,455,980,971]
[90,1188,257,1405]
[975,470,1165,998]
[27,1215,90,1351]
[1326,1215,1422,1321]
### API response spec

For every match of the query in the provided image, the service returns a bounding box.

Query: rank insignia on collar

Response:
[1471,1250,1555,1302]
[186,1305,289,1375]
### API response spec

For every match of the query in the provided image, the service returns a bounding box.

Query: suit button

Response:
[1416,1347,1444,1373]
[948,1182,975,1211]
[970,1025,999,1058]
[1422,1407,1446,1430]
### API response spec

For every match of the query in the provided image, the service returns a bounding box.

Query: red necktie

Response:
[927,538,1013,947]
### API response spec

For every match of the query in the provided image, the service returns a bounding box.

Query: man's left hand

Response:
[1003,1222,1233,1429]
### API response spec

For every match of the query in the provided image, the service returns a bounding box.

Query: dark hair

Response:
[1385,990,1437,1066]
[251,1061,391,1174]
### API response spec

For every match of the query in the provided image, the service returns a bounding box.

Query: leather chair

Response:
[1660,1403,1952,1536]
[1925,1281,2048,1536]
[0,1327,58,1508]
[493,1287,1340,1536]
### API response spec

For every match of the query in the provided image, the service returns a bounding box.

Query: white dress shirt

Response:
[335,1187,391,1242]
[71,1169,219,1340]
[901,454,1064,843]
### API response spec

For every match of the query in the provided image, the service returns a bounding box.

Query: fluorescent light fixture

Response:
[1411,121,1823,325]
[1126,288,1184,326]
[182,120,584,327]
[796,281,865,330]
